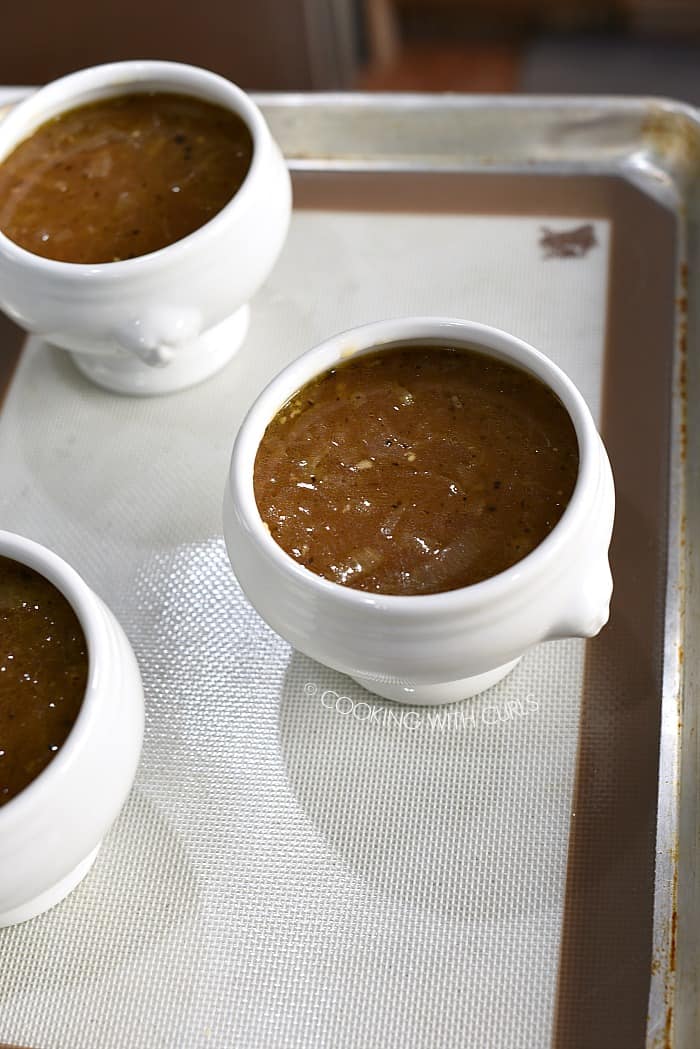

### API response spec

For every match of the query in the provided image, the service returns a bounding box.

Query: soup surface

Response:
[0,92,253,263]
[0,557,88,805]
[254,345,579,595]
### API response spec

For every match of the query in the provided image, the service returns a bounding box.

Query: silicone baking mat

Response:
[0,165,678,1049]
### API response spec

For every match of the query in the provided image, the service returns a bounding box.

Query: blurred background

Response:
[3,0,700,102]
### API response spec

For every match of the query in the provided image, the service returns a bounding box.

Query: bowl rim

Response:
[0,530,110,823]
[0,59,268,277]
[228,315,605,615]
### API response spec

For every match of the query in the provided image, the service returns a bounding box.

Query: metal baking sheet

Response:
[0,93,694,1049]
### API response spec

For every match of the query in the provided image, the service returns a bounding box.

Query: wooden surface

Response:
[358,41,519,90]
[0,1,349,90]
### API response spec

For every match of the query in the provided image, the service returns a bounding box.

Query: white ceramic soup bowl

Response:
[223,317,615,706]
[0,60,292,395]
[0,531,144,925]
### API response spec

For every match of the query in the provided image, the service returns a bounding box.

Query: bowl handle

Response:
[113,307,202,367]
[545,556,613,641]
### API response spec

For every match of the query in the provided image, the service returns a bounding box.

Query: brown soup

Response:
[0,92,253,264]
[254,345,579,596]
[0,557,88,805]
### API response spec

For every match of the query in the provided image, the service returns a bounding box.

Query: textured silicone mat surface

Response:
[0,210,609,1049]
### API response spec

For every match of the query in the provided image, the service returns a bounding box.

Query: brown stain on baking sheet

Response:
[539,223,598,258]
[678,272,688,468]
[669,866,679,974]
[663,858,679,1049]
[642,107,700,178]
[658,242,688,1047]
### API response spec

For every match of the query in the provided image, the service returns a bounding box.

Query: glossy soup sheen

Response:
[254,345,580,595]
[0,557,88,805]
[0,92,253,264]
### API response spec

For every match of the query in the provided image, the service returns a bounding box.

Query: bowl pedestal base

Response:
[0,843,100,927]
[68,304,250,396]
[349,657,521,706]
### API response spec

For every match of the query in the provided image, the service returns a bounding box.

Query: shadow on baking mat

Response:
[0,789,202,1006]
